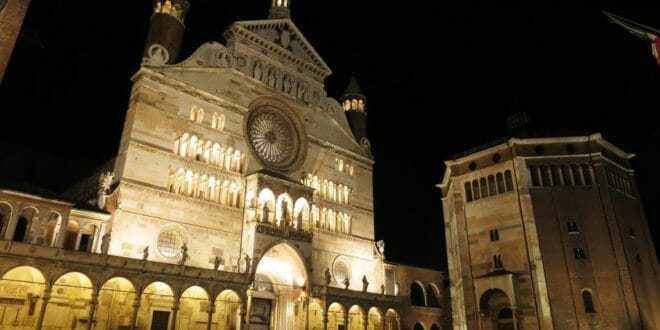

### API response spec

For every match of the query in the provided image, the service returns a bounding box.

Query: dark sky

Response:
[1,1,658,270]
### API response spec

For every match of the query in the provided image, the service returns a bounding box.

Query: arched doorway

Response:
[0,266,46,328]
[347,305,365,330]
[385,309,400,330]
[328,302,346,329]
[367,307,382,330]
[215,289,241,330]
[139,281,175,330]
[44,272,93,329]
[178,286,209,329]
[253,242,307,330]
[96,277,136,329]
[479,288,515,330]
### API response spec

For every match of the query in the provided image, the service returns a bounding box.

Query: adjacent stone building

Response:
[0,0,31,84]
[0,1,445,329]
[439,133,660,329]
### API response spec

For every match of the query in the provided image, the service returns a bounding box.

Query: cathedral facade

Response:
[439,134,660,329]
[0,1,445,329]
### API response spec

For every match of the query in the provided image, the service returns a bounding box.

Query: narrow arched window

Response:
[530,166,540,186]
[582,290,595,313]
[488,175,496,196]
[504,170,514,191]
[465,182,473,202]
[472,180,480,200]
[581,164,593,185]
[496,172,505,193]
[480,178,489,199]
[410,282,426,306]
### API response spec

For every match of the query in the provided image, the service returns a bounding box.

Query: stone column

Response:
[238,303,246,330]
[35,288,51,330]
[206,302,215,330]
[2,203,20,240]
[129,296,141,330]
[170,297,180,330]
[245,289,253,330]
[363,313,368,330]
[55,216,69,248]
[321,310,328,330]
[344,313,349,329]
[512,306,519,330]
[87,291,99,330]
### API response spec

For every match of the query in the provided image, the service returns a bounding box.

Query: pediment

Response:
[226,19,332,79]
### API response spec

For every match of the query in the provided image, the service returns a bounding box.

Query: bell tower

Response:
[341,74,368,144]
[143,0,190,64]
[268,0,290,19]
[0,0,31,85]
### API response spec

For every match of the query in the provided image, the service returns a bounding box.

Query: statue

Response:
[96,172,115,209]
[179,244,188,265]
[262,204,270,222]
[214,256,221,271]
[324,268,331,286]
[343,277,350,289]
[268,69,277,87]
[362,275,369,292]
[142,246,149,261]
[280,200,289,226]
[283,75,293,94]
[253,62,263,81]
[381,284,386,295]
[296,211,303,229]
[100,230,111,255]
[376,240,385,256]
[244,254,252,274]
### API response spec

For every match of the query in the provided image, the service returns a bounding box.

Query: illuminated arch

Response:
[44,272,93,328]
[293,197,310,230]
[385,309,400,330]
[328,302,346,328]
[97,277,136,329]
[275,193,293,226]
[348,305,365,330]
[368,306,383,329]
[215,289,241,329]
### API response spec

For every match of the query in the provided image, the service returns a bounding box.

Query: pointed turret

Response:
[269,0,291,19]
[341,74,368,144]
[143,0,190,65]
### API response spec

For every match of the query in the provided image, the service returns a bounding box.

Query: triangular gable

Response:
[227,18,332,78]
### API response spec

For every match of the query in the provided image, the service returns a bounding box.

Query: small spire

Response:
[341,74,366,112]
[269,0,291,19]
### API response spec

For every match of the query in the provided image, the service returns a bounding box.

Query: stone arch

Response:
[178,285,210,329]
[0,266,47,328]
[275,193,293,227]
[479,288,514,330]
[214,289,241,329]
[431,323,441,330]
[96,277,136,329]
[348,304,366,330]
[385,309,400,330]
[293,197,310,230]
[63,219,80,250]
[0,201,13,238]
[308,300,324,329]
[13,206,38,242]
[328,302,347,329]
[413,322,425,330]
[139,281,175,329]
[258,188,276,223]
[410,281,426,306]
[254,241,308,329]
[581,288,596,313]
[427,283,441,308]
[44,272,94,329]
[368,306,383,329]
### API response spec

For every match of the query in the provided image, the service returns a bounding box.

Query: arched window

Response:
[581,164,593,185]
[430,324,440,330]
[551,165,561,186]
[479,178,488,199]
[530,166,540,186]
[496,172,505,193]
[465,182,473,202]
[562,164,573,185]
[13,216,29,242]
[582,290,595,313]
[488,175,496,196]
[504,170,514,191]
[472,180,480,200]
[571,164,583,185]
[410,282,426,307]
[413,322,425,330]
[540,165,551,186]
[426,285,440,308]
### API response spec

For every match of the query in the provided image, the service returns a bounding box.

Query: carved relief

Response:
[253,61,264,81]
[215,51,232,67]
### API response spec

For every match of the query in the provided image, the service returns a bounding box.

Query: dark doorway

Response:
[12,216,28,242]
[250,298,271,330]
[78,234,91,252]
[151,310,170,330]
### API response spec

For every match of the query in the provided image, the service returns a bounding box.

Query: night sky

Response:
[1,1,658,270]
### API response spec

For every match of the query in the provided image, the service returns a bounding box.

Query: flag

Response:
[603,11,660,67]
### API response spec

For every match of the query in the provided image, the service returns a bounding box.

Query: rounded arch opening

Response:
[368,306,382,329]
[413,322,425,330]
[0,266,46,327]
[385,309,400,330]
[410,281,426,306]
[480,288,514,330]
[328,302,346,328]
[140,281,175,329]
[44,272,93,328]
[348,305,365,330]
[97,277,136,329]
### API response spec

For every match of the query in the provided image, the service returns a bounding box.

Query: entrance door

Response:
[151,310,170,330]
[250,298,271,330]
